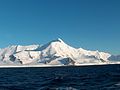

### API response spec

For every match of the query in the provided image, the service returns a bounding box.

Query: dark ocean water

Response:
[0,64,120,90]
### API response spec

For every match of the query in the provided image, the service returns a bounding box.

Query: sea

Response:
[0,64,120,90]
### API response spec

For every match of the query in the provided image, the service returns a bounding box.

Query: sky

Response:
[0,0,120,55]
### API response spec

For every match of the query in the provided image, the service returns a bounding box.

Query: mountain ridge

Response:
[0,38,119,65]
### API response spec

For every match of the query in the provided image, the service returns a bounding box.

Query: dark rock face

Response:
[9,55,16,62]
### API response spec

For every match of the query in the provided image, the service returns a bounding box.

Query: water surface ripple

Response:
[0,64,119,90]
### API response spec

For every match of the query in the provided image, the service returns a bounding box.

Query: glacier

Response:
[0,38,119,67]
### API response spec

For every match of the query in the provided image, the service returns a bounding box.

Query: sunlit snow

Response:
[0,38,119,66]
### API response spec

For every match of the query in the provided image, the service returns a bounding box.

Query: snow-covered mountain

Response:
[0,38,119,66]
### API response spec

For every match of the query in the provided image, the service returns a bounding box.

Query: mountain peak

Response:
[37,38,66,51]
[51,38,64,43]
[57,38,63,42]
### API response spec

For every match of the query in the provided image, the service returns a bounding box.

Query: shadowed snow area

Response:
[0,38,119,66]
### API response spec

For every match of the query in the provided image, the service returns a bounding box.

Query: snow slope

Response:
[0,38,119,66]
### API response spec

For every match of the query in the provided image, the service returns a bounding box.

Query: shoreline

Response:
[0,63,119,68]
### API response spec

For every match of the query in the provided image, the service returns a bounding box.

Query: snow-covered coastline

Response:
[0,62,120,68]
[0,38,119,66]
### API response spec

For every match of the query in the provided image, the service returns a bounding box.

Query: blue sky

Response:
[0,0,120,54]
